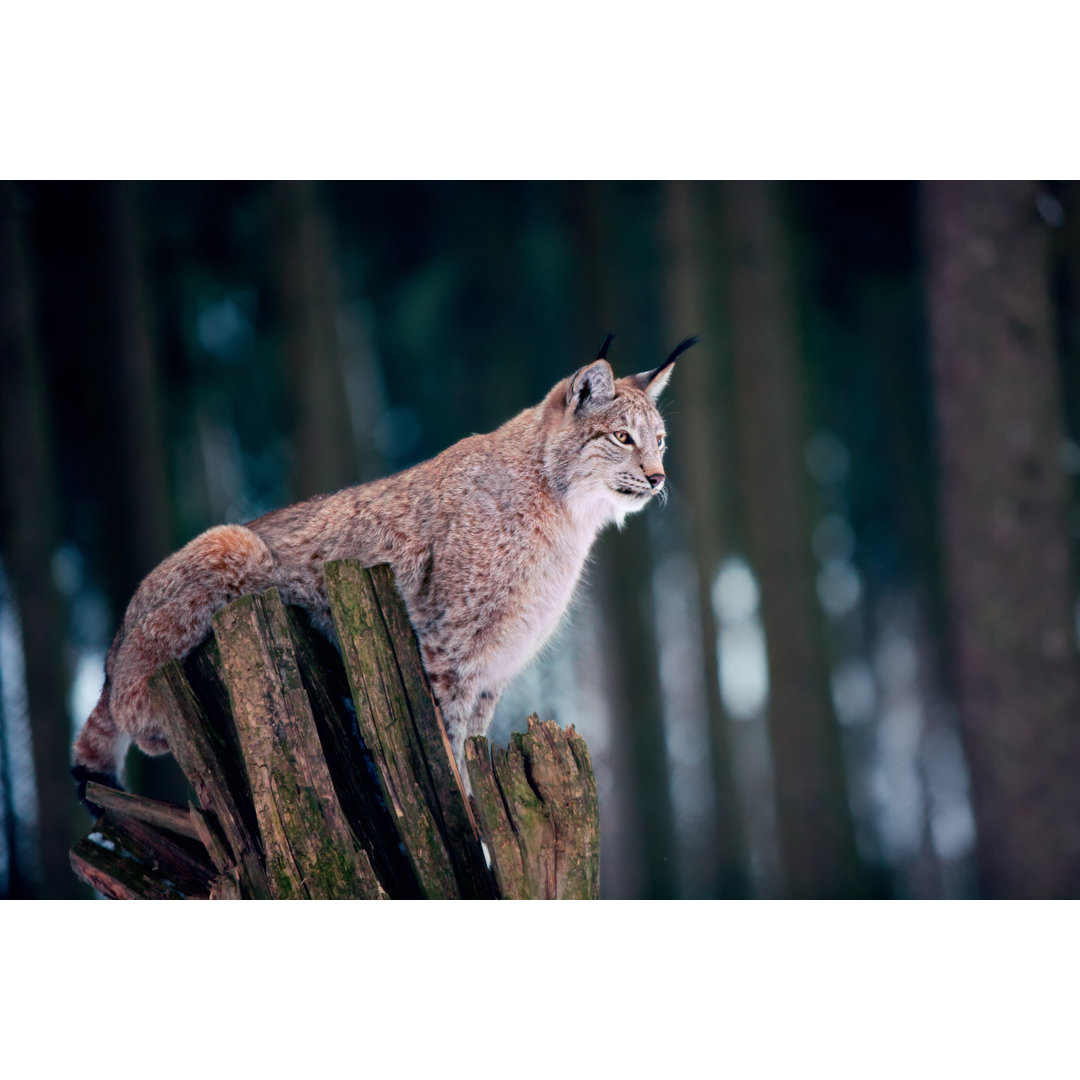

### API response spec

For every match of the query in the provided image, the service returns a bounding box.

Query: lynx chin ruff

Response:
[72,335,694,808]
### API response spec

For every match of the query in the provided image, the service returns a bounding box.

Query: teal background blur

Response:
[3,180,1079,899]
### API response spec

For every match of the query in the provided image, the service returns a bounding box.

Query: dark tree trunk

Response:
[0,183,80,898]
[0,637,32,898]
[721,181,863,898]
[106,182,174,579]
[104,181,187,804]
[569,182,678,898]
[1053,182,1080,441]
[271,181,358,499]
[660,180,750,897]
[922,180,1080,898]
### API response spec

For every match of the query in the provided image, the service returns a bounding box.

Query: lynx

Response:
[72,335,694,807]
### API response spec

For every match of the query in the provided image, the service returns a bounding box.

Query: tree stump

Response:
[70,561,600,899]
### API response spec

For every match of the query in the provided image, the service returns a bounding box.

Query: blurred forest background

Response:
[3,179,1080,900]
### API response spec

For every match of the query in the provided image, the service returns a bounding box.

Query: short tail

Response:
[71,686,125,815]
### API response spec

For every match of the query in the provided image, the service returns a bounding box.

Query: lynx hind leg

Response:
[108,524,276,755]
[134,732,171,755]
[71,681,131,808]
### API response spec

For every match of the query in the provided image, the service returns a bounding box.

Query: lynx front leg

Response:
[439,702,468,777]
[466,689,500,742]
[434,686,500,798]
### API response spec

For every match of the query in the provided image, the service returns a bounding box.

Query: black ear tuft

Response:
[597,332,615,360]
[634,336,698,401]
[665,336,699,367]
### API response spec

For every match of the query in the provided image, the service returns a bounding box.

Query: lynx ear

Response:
[567,359,615,412]
[635,336,699,401]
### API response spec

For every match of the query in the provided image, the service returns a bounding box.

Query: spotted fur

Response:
[72,346,681,805]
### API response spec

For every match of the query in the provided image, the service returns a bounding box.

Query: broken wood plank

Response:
[83,782,198,840]
[284,603,421,899]
[324,560,461,898]
[364,563,495,899]
[188,800,236,880]
[534,720,600,899]
[212,588,386,900]
[150,657,271,899]
[70,812,216,900]
[464,737,527,899]
[466,716,600,899]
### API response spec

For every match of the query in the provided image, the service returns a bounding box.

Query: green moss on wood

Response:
[467,717,600,899]
[324,561,460,898]
[73,564,599,901]
[212,588,384,899]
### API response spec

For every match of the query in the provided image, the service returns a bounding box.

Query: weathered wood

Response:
[212,588,386,899]
[70,813,217,900]
[466,717,600,899]
[364,564,494,898]
[464,738,528,899]
[284,603,421,898]
[149,657,271,899]
[188,800,237,882]
[537,720,600,899]
[83,782,199,840]
[71,562,600,900]
[324,560,461,898]
[183,638,255,817]
[210,874,242,900]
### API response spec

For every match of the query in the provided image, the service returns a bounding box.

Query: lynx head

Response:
[543,334,697,529]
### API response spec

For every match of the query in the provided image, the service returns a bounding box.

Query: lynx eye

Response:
[657,435,666,450]
[612,430,634,446]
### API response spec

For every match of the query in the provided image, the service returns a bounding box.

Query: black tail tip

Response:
[71,765,121,817]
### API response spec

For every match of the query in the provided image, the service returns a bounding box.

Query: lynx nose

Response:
[647,473,665,490]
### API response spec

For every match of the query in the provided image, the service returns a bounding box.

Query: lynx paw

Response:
[71,765,122,817]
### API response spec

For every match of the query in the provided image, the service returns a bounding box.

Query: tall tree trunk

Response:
[0,183,79,897]
[660,181,750,896]
[105,182,186,804]
[106,182,173,580]
[570,182,678,898]
[1053,182,1080,440]
[721,181,863,898]
[0,625,32,898]
[271,181,357,499]
[922,180,1080,898]
[857,233,978,898]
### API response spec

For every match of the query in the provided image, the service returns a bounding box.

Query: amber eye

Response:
[613,430,634,446]
[657,435,666,450]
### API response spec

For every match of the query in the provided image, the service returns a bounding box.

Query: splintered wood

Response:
[69,560,600,899]
[465,719,600,900]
